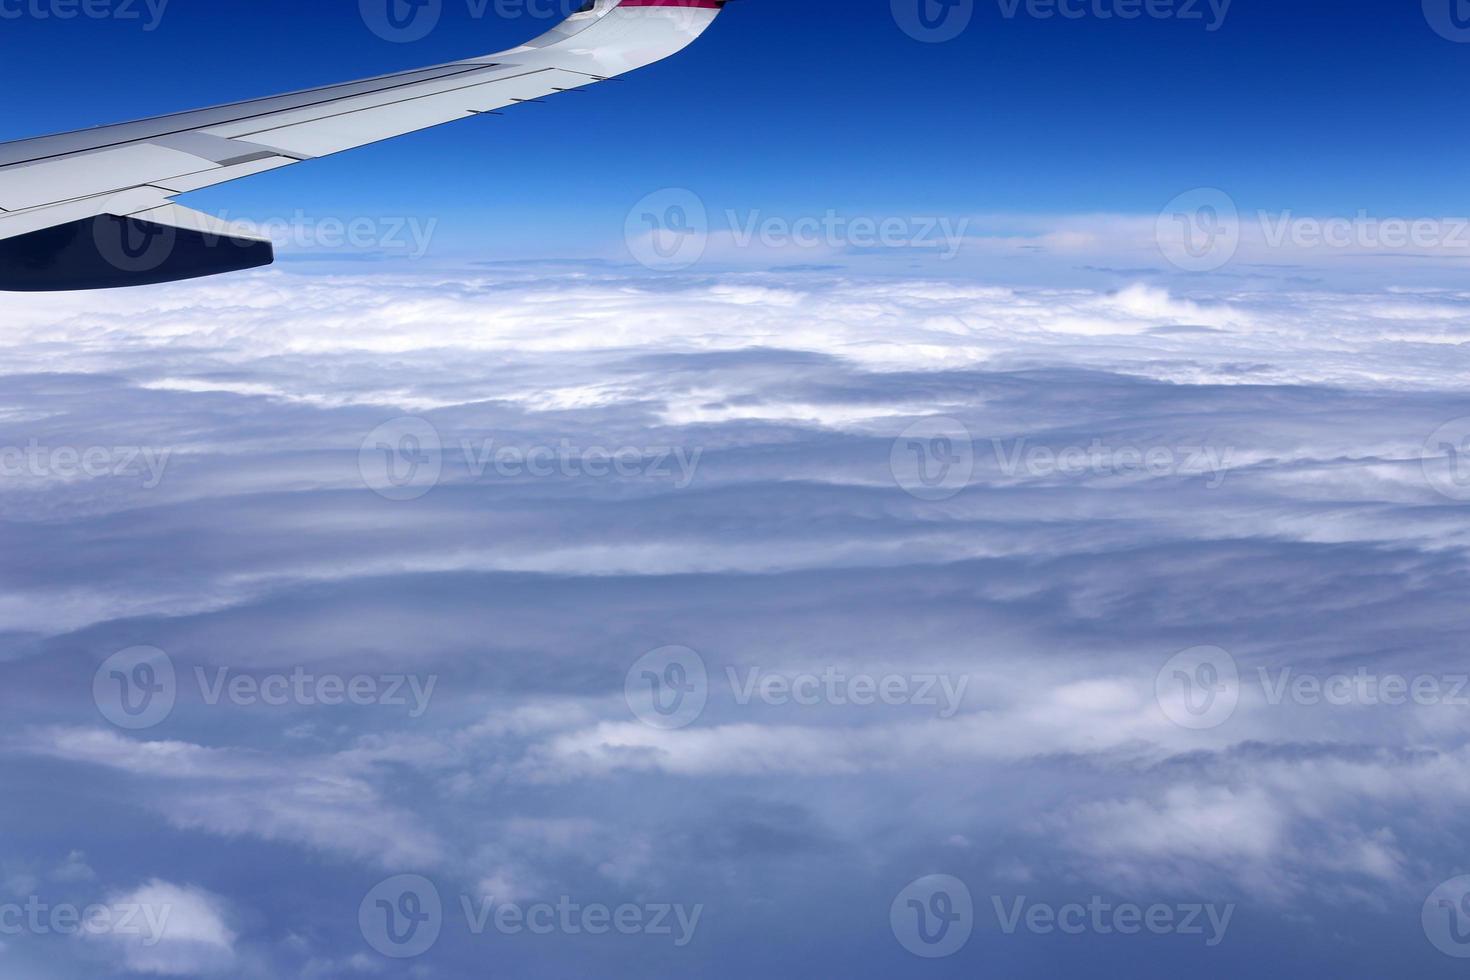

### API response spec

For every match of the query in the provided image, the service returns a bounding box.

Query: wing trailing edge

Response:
[0,206,273,292]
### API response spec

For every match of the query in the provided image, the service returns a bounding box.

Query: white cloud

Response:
[81,880,236,976]
[6,259,1470,974]
[17,728,445,869]
[51,851,96,884]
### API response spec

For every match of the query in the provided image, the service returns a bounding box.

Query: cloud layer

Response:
[2,261,1469,977]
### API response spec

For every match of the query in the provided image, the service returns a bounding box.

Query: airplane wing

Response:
[0,0,726,291]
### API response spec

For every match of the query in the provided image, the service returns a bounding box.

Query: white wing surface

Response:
[0,0,727,290]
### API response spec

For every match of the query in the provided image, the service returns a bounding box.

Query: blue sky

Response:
[6,0,1470,254]
[6,2,1470,978]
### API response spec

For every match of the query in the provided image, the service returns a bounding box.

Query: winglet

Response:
[501,0,728,74]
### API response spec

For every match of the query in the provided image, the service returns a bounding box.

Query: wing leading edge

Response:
[0,0,727,291]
